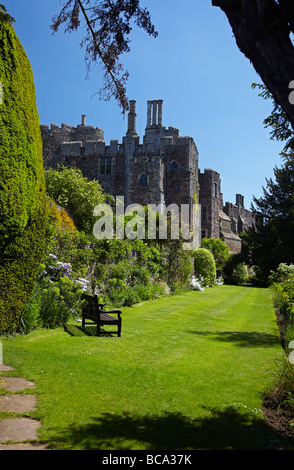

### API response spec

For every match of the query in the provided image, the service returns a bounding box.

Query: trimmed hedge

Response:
[0,17,47,333]
[193,247,216,287]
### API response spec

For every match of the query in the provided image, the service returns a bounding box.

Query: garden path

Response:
[0,363,49,450]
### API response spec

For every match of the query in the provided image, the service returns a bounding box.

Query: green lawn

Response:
[1,285,292,450]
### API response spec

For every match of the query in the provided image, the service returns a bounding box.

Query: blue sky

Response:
[7,0,285,207]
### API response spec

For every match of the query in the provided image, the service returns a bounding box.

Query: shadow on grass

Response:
[64,324,113,337]
[187,330,279,348]
[46,407,292,450]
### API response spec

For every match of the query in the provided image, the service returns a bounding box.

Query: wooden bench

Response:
[81,294,122,337]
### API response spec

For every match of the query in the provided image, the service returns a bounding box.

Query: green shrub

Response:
[20,202,90,333]
[269,263,294,285]
[45,166,106,233]
[200,237,229,272]
[130,266,152,286]
[107,278,129,307]
[229,262,248,285]
[163,240,193,292]
[108,261,131,281]
[38,276,84,329]
[193,248,216,287]
[269,264,294,346]
[0,17,47,334]
[271,283,291,316]
[19,283,42,334]
[270,279,294,338]
[20,257,86,332]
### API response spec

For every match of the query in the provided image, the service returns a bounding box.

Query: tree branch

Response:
[76,0,128,111]
[212,0,294,130]
[51,0,157,113]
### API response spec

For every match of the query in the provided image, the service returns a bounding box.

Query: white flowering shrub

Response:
[190,275,205,291]
[214,277,224,286]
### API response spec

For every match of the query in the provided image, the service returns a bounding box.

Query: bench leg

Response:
[118,321,121,337]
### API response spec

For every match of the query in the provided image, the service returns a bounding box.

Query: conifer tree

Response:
[243,154,294,284]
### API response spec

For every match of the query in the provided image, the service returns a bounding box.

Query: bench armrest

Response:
[98,303,122,315]
[100,308,122,315]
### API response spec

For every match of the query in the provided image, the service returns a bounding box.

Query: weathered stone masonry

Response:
[41,100,255,253]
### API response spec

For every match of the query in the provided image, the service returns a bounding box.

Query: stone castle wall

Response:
[198,169,223,239]
[223,197,256,234]
[40,100,255,253]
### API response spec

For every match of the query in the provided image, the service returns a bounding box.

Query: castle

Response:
[41,100,255,253]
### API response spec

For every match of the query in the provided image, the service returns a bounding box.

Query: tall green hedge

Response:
[193,247,216,287]
[0,14,47,333]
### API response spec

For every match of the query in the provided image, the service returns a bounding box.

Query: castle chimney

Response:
[81,114,86,126]
[127,100,137,135]
[147,101,152,128]
[236,194,244,208]
[152,100,157,127]
[158,100,163,126]
[147,100,163,128]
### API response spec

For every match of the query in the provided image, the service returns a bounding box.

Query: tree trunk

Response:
[212,0,294,130]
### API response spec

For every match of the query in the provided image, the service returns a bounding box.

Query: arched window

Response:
[139,174,148,187]
[170,160,179,171]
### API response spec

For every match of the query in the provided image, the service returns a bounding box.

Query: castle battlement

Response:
[199,168,221,177]
[40,121,103,133]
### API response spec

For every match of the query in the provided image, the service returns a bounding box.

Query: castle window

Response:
[173,182,180,193]
[100,157,112,175]
[201,230,207,239]
[170,161,179,171]
[139,174,148,187]
[214,183,218,197]
[202,206,207,222]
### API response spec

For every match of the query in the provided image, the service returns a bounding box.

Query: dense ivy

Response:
[0,18,47,333]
